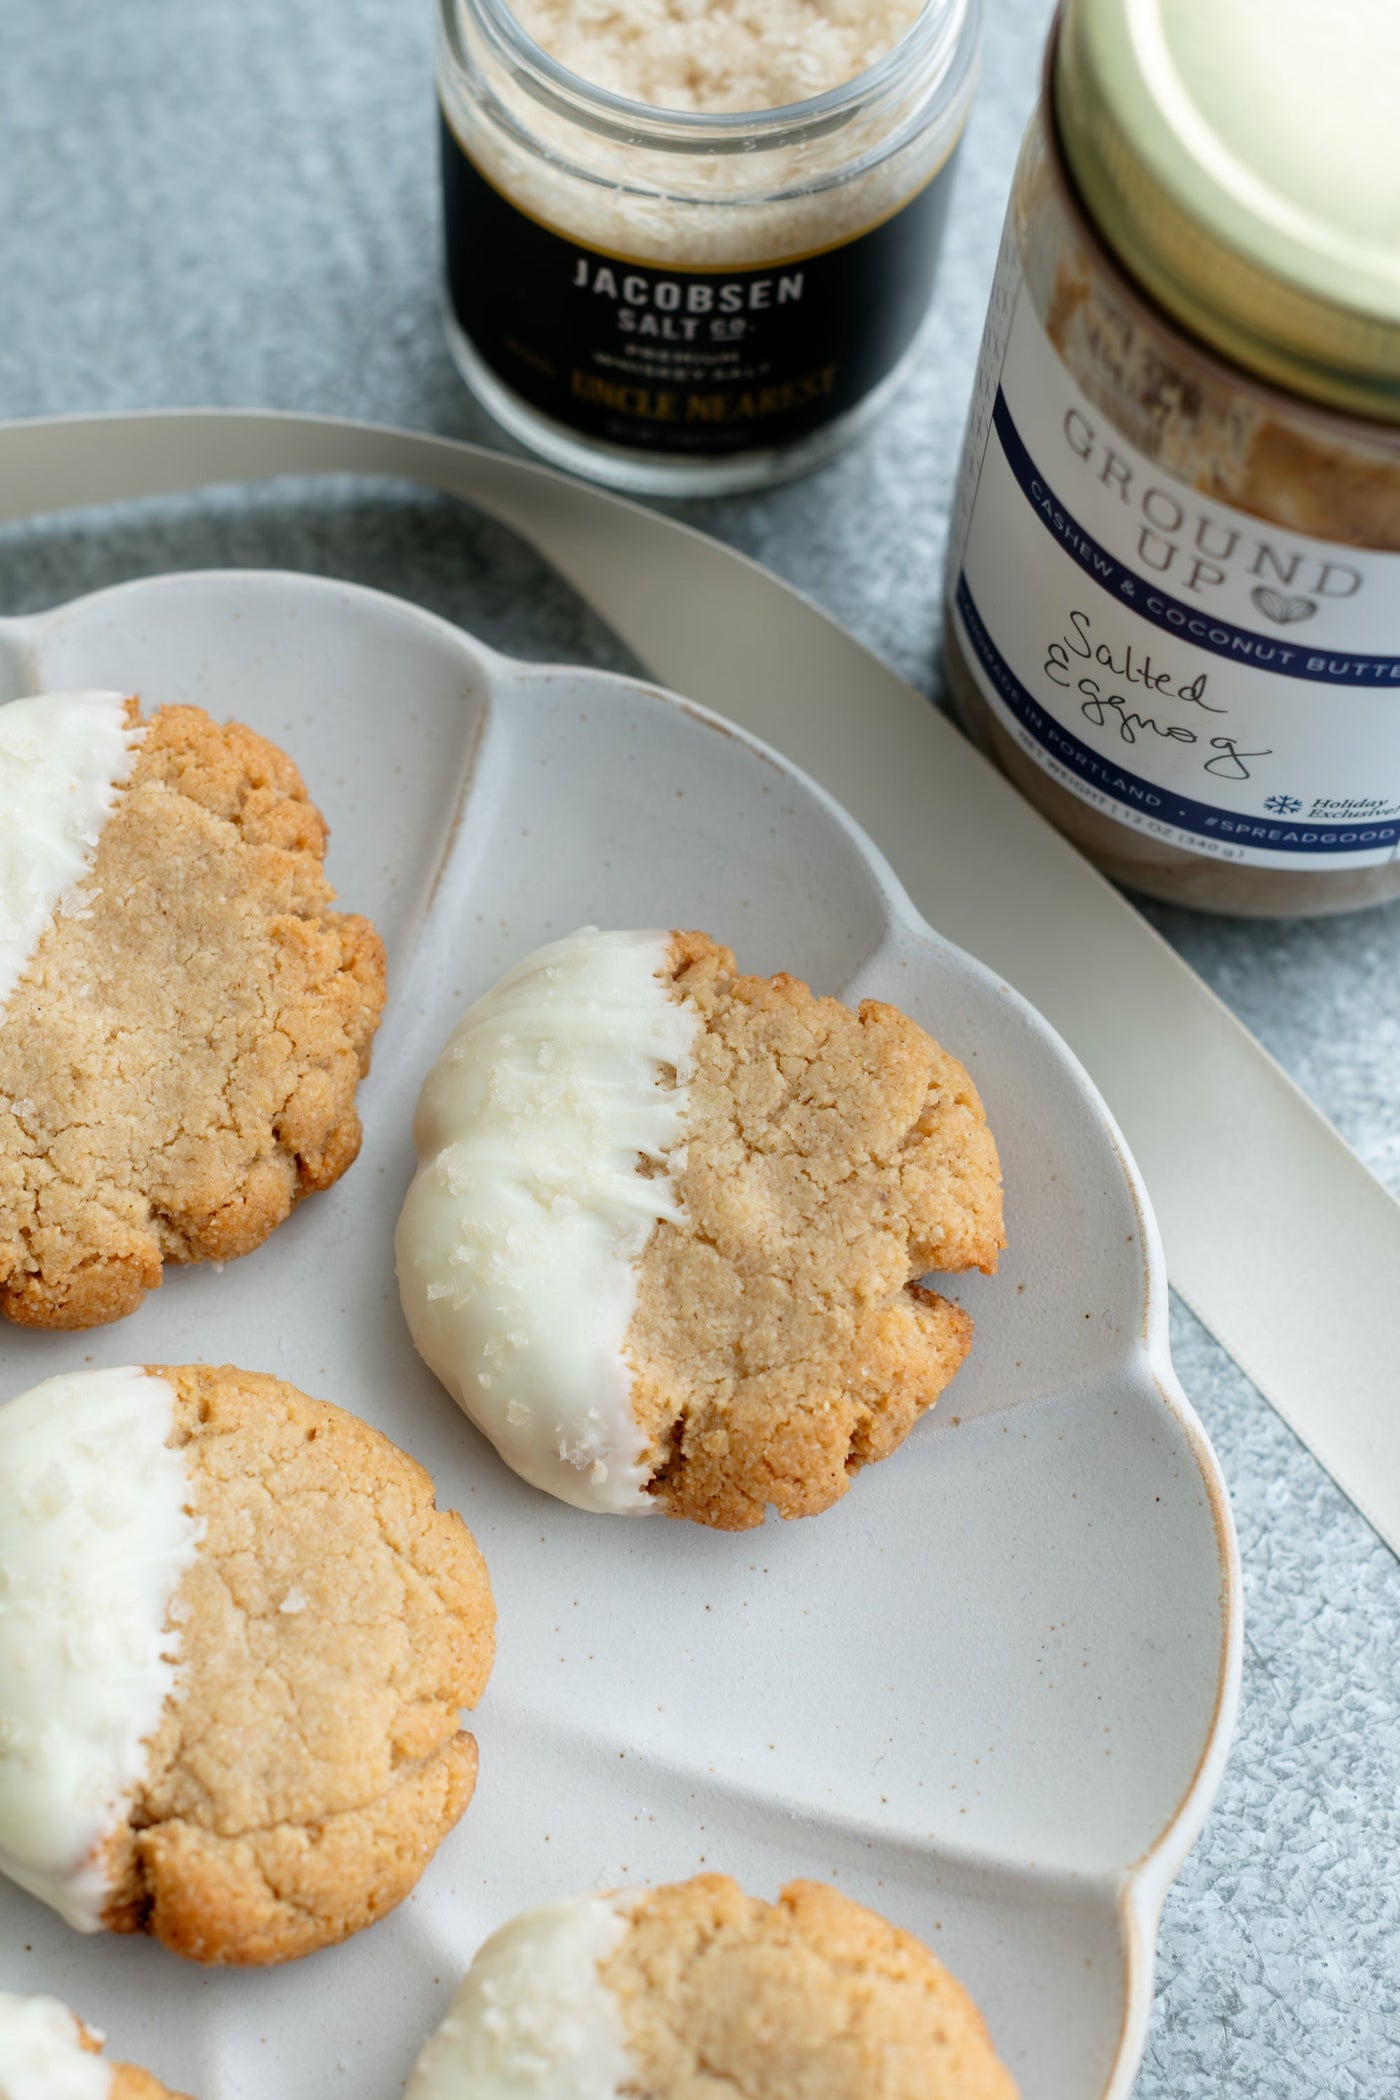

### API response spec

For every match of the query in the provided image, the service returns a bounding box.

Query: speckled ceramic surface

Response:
[0,570,1239,2098]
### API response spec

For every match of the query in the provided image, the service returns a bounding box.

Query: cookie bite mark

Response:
[0,1368,199,1932]
[105,1364,496,1966]
[0,1993,193,2100]
[406,1893,639,2099]
[397,928,700,1514]
[406,1876,1018,2100]
[629,932,1005,1529]
[0,701,387,1330]
[0,690,145,1013]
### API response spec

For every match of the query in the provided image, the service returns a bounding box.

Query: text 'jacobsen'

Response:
[572,259,806,314]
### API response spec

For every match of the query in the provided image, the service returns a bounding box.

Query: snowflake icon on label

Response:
[1264,794,1303,814]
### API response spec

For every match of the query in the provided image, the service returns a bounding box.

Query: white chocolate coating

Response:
[396,928,698,1515]
[0,691,144,1013]
[0,1368,200,1931]
[405,1893,637,2100]
[0,1995,112,2100]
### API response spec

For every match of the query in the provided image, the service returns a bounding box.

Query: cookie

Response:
[0,1363,495,1964]
[0,1993,191,2100]
[397,927,1003,1529]
[0,692,386,1329]
[406,1874,1018,2099]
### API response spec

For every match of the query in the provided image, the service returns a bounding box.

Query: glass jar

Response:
[944,0,1400,917]
[436,0,980,496]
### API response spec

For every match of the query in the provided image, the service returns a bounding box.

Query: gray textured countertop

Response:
[2,1,1397,2092]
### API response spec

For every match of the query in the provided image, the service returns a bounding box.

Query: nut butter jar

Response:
[945,0,1400,917]
[437,0,979,496]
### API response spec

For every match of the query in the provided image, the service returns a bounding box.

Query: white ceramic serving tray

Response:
[0,570,1240,2100]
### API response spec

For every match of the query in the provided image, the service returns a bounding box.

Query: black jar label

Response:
[440,114,960,457]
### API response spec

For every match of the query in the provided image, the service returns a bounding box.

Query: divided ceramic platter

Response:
[0,571,1240,2100]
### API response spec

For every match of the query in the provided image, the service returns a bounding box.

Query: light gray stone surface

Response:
[1,2,1397,2093]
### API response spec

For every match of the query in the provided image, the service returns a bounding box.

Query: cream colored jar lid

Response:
[1055,0,1400,422]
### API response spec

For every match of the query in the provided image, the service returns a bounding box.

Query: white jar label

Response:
[947,242,1400,870]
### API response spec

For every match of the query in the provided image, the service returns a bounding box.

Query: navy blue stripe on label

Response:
[991,390,1400,689]
[954,575,1400,856]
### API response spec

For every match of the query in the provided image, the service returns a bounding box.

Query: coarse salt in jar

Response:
[945,0,1400,917]
[437,0,980,494]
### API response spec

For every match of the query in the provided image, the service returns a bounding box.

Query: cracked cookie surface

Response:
[605,1876,1019,2100]
[0,702,386,1329]
[630,933,1005,1529]
[104,1365,496,1966]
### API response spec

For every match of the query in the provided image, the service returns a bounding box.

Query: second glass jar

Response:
[437,0,980,495]
[943,0,1400,917]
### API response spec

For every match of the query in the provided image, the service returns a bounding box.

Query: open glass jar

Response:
[945,0,1400,918]
[437,0,980,495]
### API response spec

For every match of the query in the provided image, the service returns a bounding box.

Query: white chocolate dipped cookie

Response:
[0,1364,495,1965]
[0,1992,191,2100]
[0,692,386,1330]
[397,927,1004,1529]
[405,1875,1018,2100]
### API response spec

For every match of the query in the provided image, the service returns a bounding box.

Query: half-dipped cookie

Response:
[0,1992,191,2099]
[0,1364,494,1963]
[405,1875,1018,2099]
[0,693,386,1328]
[397,928,1004,1529]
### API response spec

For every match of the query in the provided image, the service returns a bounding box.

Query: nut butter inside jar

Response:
[437,0,979,496]
[944,0,1400,917]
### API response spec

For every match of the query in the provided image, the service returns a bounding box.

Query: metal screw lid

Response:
[1055,0,1400,424]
